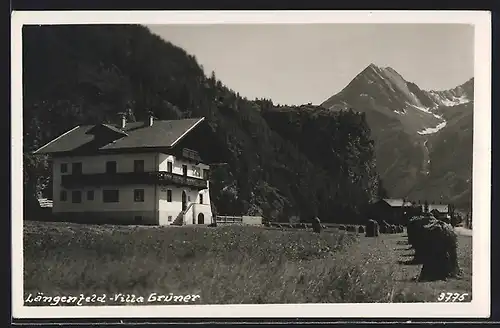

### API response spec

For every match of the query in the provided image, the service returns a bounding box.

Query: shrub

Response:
[339,225,346,231]
[390,224,396,234]
[365,220,379,237]
[347,226,356,232]
[419,220,461,281]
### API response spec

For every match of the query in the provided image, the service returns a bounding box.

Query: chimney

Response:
[117,112,126,129]
[147,111,154,127]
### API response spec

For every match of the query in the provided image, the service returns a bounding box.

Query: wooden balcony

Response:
[181,148,202,163]
[61,171,208,190]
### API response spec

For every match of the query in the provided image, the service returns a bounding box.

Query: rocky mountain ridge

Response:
[321,64,473,208]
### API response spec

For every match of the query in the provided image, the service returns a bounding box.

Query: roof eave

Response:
[32,126,81,155]
[169,117,206,148]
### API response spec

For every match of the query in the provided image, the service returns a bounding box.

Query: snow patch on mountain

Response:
[428,92,471,107]
[406,102,432,114]
[418,121,447,135]
[403,102,447,135]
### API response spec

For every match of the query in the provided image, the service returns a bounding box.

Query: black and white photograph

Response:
[11,11,491,319]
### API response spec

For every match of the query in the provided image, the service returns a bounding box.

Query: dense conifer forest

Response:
[23,24,383,223]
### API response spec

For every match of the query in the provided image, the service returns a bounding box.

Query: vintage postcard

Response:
[11,10,491,319]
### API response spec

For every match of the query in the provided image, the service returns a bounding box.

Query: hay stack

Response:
[379,220,390,233]
[419,220,461,281]
[312,217,322,233]
[407,214,439,263]
[365,219,379,237]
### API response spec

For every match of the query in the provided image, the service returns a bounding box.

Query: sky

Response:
[147,24,474,106]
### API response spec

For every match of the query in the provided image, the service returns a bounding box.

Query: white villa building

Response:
[34,113,214,226]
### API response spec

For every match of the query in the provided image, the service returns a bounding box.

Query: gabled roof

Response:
[427,204,449,213]
[33,118,205,155]
[380,198,413,207]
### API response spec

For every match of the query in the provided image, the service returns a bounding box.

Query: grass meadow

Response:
[23,221,472,305]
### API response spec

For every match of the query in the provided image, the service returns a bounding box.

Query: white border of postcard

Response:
[11,10,491,319]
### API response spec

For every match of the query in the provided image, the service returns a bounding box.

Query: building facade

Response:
[34,115,214,226]
[368,198,413,225]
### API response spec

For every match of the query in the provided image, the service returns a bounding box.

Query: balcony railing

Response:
[61,171,208,190]
[182,148,202,163]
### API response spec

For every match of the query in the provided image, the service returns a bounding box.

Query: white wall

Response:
[52,152,213,225]
[187,203,213,225]
[157,186,213,226]
[53,184,155,213]
[158,153,210,178]
[242,216,263,226]
[52,153,157,214]
[54,153,157,175]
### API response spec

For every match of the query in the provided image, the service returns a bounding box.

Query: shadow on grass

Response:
[394,275,419,283]
[397,258,422,266]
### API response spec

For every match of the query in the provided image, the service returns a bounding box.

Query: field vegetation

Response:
[23,221,472,305]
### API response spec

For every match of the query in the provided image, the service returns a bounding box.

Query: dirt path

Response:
[358,232,421,280]
[455,227,473,237]
[355,231,473,302]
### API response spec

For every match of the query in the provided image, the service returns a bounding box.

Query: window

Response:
[168,216,173,222]
[106,161,117,174]
[182,164,188,176]
[72,162,82,175]
[200,194,204,204]
[192,166,200,177]
[103,190,119,203]
[203,169,210,180]
[60,163,68,173]
[134,189,145,202]
[87,190,94,201]
[72,190,82,203]
[134,160,144,173]
[167,190,172,202]
[60,190,67,201]
[167,162,173,173]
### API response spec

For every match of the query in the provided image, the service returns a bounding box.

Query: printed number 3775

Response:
[437,292,469,302]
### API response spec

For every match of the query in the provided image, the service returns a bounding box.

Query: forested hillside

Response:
[23,24,381,223]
